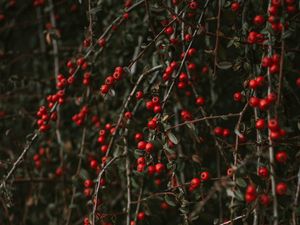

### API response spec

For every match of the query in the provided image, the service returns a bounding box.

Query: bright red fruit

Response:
[137,212,145,221]
[258,167,269,178]
[231,2,240,11]
[255,119,265,130]
[275,151,287,163]
[276,182,287,195]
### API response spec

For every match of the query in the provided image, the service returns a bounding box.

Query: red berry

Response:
[155,163,165,174]
[145,142,154,153]
[246,184,256,195]
[255,119,265,130]
[269,64,279,74]
[184,34,192,42]
[152,96,160,105]
[296,78,300,87]
[258,167,269,178]
[181,110,192,121]
[214,127,224,136]
[177,81,187,89]
[189,1,198,9]
[245,193,256,203]
[253,15,265,25]
[272,54,280,64]
[148,165,156,176]
[200,171,210,181]
[256,76,265,86]
[233,92,243,102]
[268,6,278,15]
[137,157,145,165]
[190,177,201,189]
[276,182,287,195]
[262,57,272,67]
[135,133,143,142]
[98,38,106,47]
[165,26,174,36]
[137,212,145,221]
[90,160,98,169]
[275,151,287,163]
[170,61,178,69]
[77,57,85,66]
[165,66,173,75]
[201,66,209,74]
[270,131,281,140]
[160,201,170,209]
[195,97,205,106]
[267,93,277,103]
[124,111,132,119]
[153,105,162,113]
[222,128,231,137]
[123,12,129,19]
[259,194,271,206]
[187,48,197,57]
[231,2,240,12]
[268,119,279,131]
[101,145,108,153]
[227,167,234,177]
[146,101,154,110]
[84,188,92,197]
[148,119,157,130]
[100,84,110,94]
[137,164,145,172]
[137,141,146,150]
[84,179,93,188]
[136,91,144,99]
[179,72,188,82]
[272,0,281,7]
[259,98,270,111]
[249,79,258,89]
[188,63,196,71]
[249,97,260,107]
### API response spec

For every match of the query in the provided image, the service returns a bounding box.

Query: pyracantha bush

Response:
[0,0,300,225]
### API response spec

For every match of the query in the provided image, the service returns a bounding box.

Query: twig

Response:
[92,155,125,225]
[124,137,132,225]
[162,0,210,107]
[65,126,87,225]
[0,132,38,189]
[266,31,278,225]
[134,181,144,223]
[220,214,247,225]
[212,0,222,78]
[230,103,249,223]
[292,167,300,225]
[166,113,240,131]
[276,26,285,108]
[49,0,64,170]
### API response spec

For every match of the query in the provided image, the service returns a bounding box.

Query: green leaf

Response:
[134,149,144,158]
[79,169,89,180]
[217,61,232,70]
[165,146,175,154]
[236,178,247,188]
[164,195,177,207]
[234,189,244,201]
[167,132,179,144]
[282,30,292,39]
[186,122,195,131]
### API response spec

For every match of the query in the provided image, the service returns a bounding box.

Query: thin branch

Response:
[91,155,125,225]
[0,132,38,189]
[266,32,279,225]
[166,113,240,132]
[292,167,300,225]
[212,0,222,78]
